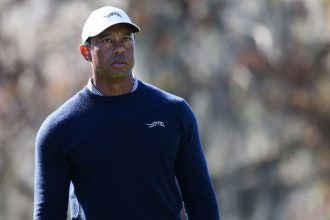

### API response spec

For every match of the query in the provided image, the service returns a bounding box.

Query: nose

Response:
[113,44,125,54]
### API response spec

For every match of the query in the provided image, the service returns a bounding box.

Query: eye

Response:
[102,37,113,43]
[122,36,132,42]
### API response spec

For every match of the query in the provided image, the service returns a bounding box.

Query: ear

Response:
[80,44,92,62]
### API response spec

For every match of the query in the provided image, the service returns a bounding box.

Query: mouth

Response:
[111,59,128,68]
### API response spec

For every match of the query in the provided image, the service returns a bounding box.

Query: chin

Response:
[107,71,131,80]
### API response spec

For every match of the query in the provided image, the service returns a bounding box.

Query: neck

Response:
[93,74,134,96]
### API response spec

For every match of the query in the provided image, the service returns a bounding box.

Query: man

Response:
[34,6,220,220]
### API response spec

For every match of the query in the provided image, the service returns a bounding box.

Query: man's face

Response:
[88,24,135,80]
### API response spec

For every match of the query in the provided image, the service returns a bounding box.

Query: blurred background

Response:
[0,0,330,219]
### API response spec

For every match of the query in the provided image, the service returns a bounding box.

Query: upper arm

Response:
[34,120,72,220]
[175,101,220,220]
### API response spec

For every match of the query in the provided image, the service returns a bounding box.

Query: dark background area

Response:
[0,0,330,219]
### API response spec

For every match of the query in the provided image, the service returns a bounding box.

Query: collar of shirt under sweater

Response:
[86,75,138,96]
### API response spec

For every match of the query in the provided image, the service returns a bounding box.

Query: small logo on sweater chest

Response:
[146,121,165,128]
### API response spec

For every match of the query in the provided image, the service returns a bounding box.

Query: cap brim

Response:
[83,22,140,43]
[121,22,140,33]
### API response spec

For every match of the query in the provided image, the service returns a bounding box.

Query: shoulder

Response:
[50,89,87,120]
[37,88,88,140]
[138,80,195,119]
[139,80,185,104]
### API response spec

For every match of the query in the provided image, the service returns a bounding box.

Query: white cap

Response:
[82,6,140,43]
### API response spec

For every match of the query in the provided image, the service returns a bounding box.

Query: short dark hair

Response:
[84,38,91,46]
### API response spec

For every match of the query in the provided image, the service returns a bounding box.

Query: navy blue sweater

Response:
[34,80,220,220]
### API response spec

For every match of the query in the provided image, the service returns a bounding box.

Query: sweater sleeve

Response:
[175,101,220,220]
[34,118,72,220]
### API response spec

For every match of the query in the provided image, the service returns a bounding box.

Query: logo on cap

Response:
[104,12,122,19]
